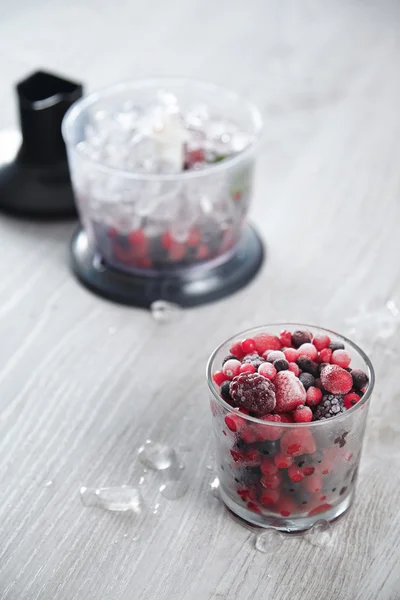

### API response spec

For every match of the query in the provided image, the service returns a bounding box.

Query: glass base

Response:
[219,486,354,532]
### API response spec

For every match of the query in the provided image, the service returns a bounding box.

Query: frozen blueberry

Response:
[256,440,279,456]
[299,372,315,390]
[292,330,313,348]
[296,356,319,377]
[220,381,232,401]
[328,341,345,351]
[274,358,289,372]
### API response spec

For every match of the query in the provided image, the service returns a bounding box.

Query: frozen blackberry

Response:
[313,394,344,420]
[299,372,315,390]
[256,440,279,456]
[351,369,369,390]
[230,373,276,416]
[242,353,265,370]
[296,356,319,377]
[291,330,312,348]
[274,358,289,372]
[328,341,345,351]
[220,381,232,401]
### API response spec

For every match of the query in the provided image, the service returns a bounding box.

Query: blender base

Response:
[70,224,265,308]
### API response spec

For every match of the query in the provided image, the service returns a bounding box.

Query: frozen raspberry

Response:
[320,364,353,394]
[312,334,331,351]
[274,359,289,372]
[318,348,332,364]
[296,356,319,377]
[331,349,351,369]
[288,465,304,482]
[229,373,276,417]
[278,412,295,423]
[265,350,285,362]
[351,369,369,390]
[313,394,344,420]
[329,341,345,351]
[213,370,227,386]
[241,338,256,353]
[225,413,246,432]
[253,333,281,354]
[242,353,265,369]
[239,363,256,374]
[259,489,280,505]
[274,453,293,469]
[344,392,361,409]
[260,458,279,476]
[223,359,241,379]
[297,343,318,361]
[220,381,232,402]
[293,405,313,423]
[299,373,315,390]
[291,330,312,348]
[274,371,307,412]
[229,340,245,359]
[279,329,293,347]
[306,386,323,407]
[288,362,300,376]
[283,348,298,362]
[258,362,277,380]
[280,429,316,456]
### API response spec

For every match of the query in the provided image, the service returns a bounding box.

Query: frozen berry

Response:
[351,369,369,390]
[297,343,318,361]
[223,359,241,379]
[230,340,245,359]
[318,348,332,364]
[230,373,276,417]
[288,362,300,376]
[241,338,256,353]
[264,350,285,362]
[328,341,345,351]
[220,381,232,401]
[274,453,293,469]
[280,429,316,456]
[313,394,344,420]
[331,349,351,369]
[293,405,313,423]
[312,334,331,351]
[299,372,315,390]
[224,413,245,432]
[261,472,282,489]
[222,354,237,365]
[288,465,304,482]
[304,475,323,493]
[292,330,312,348]
[296,356,319,377]
[242,353,265,369]
[344,392,361,409]
[320,364,353,394]
[306,386,323,406]
[253,333,281,354]
[302,466,315,477]
[241,427,257,444]
[283,348,298,362]
[278,412,294,423]
[260,458,279,476]
[274,358,289,372]
[277,496,296,517]
[279,329,293,347]
[254,413,282,441]
[239,363,256,374]
[256,440,279,456]
[213,370,227,386]
[258,362,277,380]
[259,489,280,505]
[274,371,306,412]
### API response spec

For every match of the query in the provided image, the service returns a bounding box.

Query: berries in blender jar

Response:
[212,327,370,521]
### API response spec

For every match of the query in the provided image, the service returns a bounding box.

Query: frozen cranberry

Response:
[274,453,293,469]
[306,386,323,407]
[259,489,280,505]
[239,363,256,374]
[319,348,332,364]
[229,340,245,360]
[331,349,351,369]
[224,413,245,432]
[312,334,331,351]
[253,333,281,354]
[258,362,277,380]
[241,338,256,353]
[260,458,279,476]
[277,496,296,517]
[261,472,282,489]
[293,405,313,423]
[213,370,227,386]
[288,465,304,482]
[283,348,298,362]
[344,392,361,409]
[297,343,318,361]
[222,359,241,379]
[288,362,300,377]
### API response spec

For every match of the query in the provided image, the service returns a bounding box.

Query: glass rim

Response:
[206,322,375,428]
[61,76,263,182]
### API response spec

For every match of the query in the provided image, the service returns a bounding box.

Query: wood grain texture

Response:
[0,0,400,598]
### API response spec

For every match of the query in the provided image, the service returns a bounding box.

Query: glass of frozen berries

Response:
[207,324,374,531]
[63,79,262,273]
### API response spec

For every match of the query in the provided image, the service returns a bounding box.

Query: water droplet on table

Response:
[209,477,220,497]
[138,440,177,470]
[159,479,189,500]
[206,464,213,471]
[44,480,53,488]
[150,300,183,323]
[80,485,143,513]
[255,529,284,554]
[386,299,399,317]
[305,519,332,547]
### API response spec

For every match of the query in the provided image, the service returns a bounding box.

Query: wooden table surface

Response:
[0,0,399,598]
